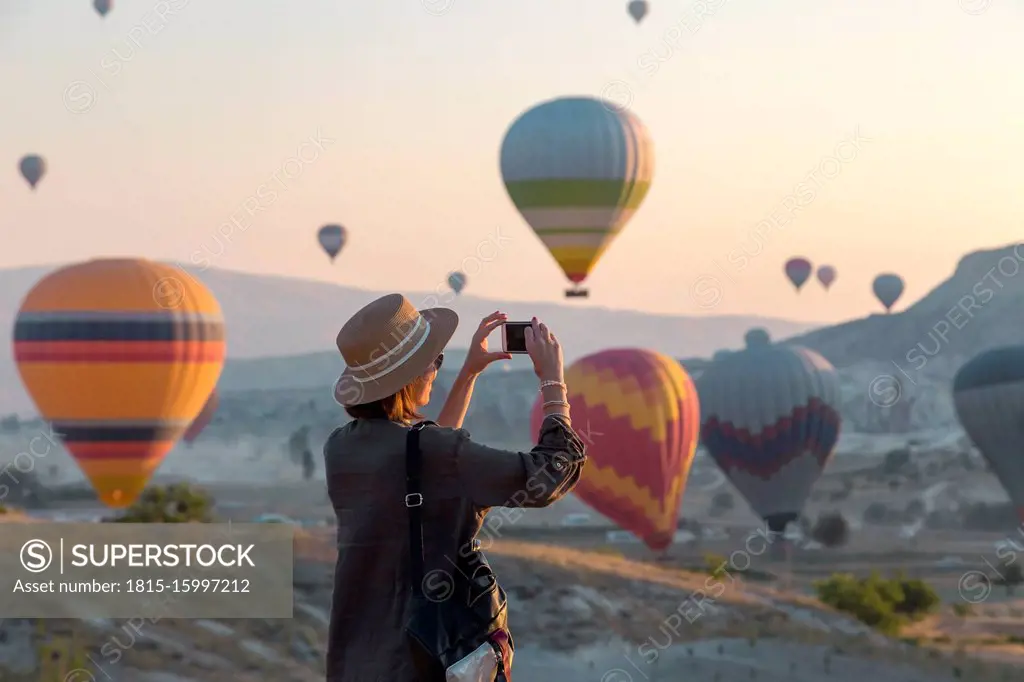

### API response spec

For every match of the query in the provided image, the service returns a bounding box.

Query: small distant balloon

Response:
[19,155,46,190]
[872,273,904,313]
[448,271,466,295]
[318,224,347,262]
[784,257,812,291]
[627,0,648,23]
[816,265,836,290]
[94,0,112,16]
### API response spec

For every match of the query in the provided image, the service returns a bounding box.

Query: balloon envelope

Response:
[816,265,836,290]
[318,224,347,261]
[500,97,654,294]
[697,329,841,532]
[529,349,699,551]
[872,273,904,312]
[13,259,225,507]
[953,347,1024,522]
[19,155,46,189]
[628,0,648,22]
[94,0,112,16]
[784,257,812,290]
[183,390,220,444]
[447,271,466,294]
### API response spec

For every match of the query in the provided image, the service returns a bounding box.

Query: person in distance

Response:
[324,293,587,682]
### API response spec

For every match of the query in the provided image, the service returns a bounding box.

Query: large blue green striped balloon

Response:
[500,97,654,296]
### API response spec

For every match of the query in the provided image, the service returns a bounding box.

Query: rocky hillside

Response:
[789,243,1024,373]
[2,530,1014,681]
[218,242,1024,435]
[9,245,1021,433]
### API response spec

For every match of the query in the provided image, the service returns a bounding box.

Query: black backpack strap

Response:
[405,422,432,596]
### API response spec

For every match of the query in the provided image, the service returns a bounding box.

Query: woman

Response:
[324,293,586,681]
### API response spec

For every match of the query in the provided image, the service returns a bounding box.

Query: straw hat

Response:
[333,293,458,406]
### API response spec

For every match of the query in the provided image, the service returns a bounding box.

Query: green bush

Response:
[105,483,214,523]
[815,571,940,635]
[894,573,941,616]
[703,552,728,577]
[37,628,89,680]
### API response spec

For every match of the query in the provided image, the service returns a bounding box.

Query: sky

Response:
[1,0,1022,324]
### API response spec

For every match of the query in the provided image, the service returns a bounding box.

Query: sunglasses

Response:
[432,353,444,371]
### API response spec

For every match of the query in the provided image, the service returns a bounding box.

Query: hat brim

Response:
[333,307,458,407]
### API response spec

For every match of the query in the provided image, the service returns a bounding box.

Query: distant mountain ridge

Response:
[0,264,814,413]
[218,349,472,393]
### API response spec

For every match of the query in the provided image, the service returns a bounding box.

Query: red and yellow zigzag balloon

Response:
[531,348,699,551]
[583,462,687,536]
[570,366,682,442]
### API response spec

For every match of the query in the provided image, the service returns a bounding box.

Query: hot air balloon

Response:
[697,329,841,536]
[872,273,904,313]
[19,155,46,190]
[529,349,699,551]
[953,347,1024,523]
[784,257,812,291]
[627,0,648,23]
[500,96,654,298]
[183,389,220,445]
[13,259,225,507]
[94,0,112,17]
[816,265,836,290]
[447,271,466,295]
[318,224,347,262]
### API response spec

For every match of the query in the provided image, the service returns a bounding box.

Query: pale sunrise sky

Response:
[1,0,1022,324]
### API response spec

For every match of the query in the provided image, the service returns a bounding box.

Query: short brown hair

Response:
[345,380,423,423]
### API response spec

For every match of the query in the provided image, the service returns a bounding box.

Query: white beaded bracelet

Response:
[543,399,570,408]
[539,380,566,391]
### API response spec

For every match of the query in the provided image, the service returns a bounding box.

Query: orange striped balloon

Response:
[530,349,700,551]
[13,259,225,507]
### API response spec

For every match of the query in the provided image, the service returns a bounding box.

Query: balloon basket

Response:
[565,288,588,298]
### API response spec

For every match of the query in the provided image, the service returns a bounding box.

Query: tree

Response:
[710,492,734,515]
[863,502,892,525]
[997,563,1024,596]
[904,499,926,521]
[106,483,214,523]
[0,414,19,432]
[882,448,910,475]
[811,512,849,548]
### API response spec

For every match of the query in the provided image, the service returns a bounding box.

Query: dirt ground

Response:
[2,441,1023,679]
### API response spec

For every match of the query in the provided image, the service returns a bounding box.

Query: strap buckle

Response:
[405,493,423,507]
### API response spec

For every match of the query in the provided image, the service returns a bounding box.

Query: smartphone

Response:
[501,321,530,354]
